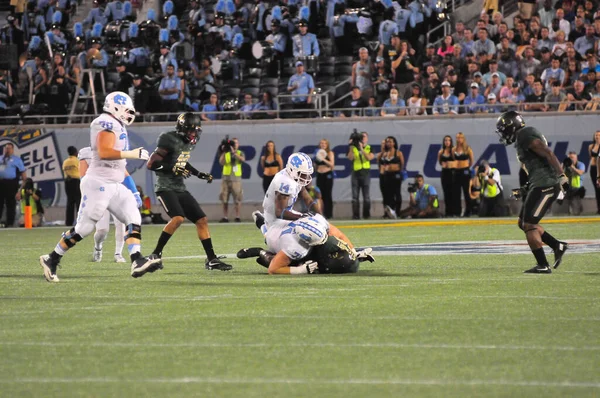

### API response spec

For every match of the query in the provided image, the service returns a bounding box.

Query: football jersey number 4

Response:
[279,183,290,194]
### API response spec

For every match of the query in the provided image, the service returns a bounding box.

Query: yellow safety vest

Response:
[20,189,39,215]
[570,171,581,188]
[411,184,439,208]
[222,150,243,177]
[481,168,500,198]
[352,145,371,171]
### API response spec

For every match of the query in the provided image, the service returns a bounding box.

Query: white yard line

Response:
[0,376,598,388]
[1,341,599,351]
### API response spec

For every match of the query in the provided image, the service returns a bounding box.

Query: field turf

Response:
[0,218,599,398]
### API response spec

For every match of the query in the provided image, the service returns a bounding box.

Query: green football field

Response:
[1,218,599,398]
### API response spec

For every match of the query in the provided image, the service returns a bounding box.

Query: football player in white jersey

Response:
[39,91,161,282]
[78,146,142,263]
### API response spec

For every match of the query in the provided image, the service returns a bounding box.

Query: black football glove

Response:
[197,172,213,183]
[510,181,530,200]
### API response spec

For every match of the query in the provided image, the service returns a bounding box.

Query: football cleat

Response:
[39,255,59,283]
[205,256,233,271]
[92,248,103,262]
[553,241,568,269]
[131,254,163,278]
[237,247,263,259]
[114,254,126,263]
[524,264,552,274]
[252,210,265,229]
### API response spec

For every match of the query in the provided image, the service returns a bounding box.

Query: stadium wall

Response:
[1,113,598,220]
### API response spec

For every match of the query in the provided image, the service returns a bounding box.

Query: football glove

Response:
[300,260,319,274]
[558,173,569,192]
[133,192,143,208]
[510,182,530,200]
[197,172,213,183]
[356,248,375,263]
[173,164,191,178]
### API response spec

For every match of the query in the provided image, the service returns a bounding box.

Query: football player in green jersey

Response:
[147,112,233,271]
[496,111,569,274]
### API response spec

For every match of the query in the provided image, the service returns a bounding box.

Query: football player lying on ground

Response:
[237,213,374,274]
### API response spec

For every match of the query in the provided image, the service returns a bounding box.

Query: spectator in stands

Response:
[83,0,106,27]
[47,67,70,118]
[562,47,580,70]
[287,61,315,108]
[88,38,108,68]
[418,43,438,70]
[582,51,600,74]
[398,174,440,219]
[433,81,459,115]
[293,19,319,57]
[499,76,514,99]
[551,30,568,57]
[464,82,485,113]
[447,70,466,102]
[115,61,133,93]
[391,39,418,98]
[373,58,392,105]
[424,73,441,113]
[352,47,374,99]
[105,0,126,23]
[339,86,368,117]
[32,56,49,105]
[238,93,255,119]
[571,16,587,43]
[483,60,506,86]
[253,91,278,119]
[484,93,501,113]
[473,28,496,56]
[477,51,491,74]
[201,93,223,121]
[406,84,427,115]
[484,72,502,97]
[501,82,526,111]
[555,9,572,38]
[539,0,555,28]
[158,64,181,117]
[378,8,398,46]
[159,43,177,75]
[565,80,591,110]
[2,15,25,56]
[381,87,406,116]
[461,29,475,57]
[437,35,455,57]
[524,79,549,111]
[545,81,567,110]
[472,71,484,88]
[453,21,466,44]
[538,27,554,50]
[519,47,541,78]
[364,96,379,117]
[522,73,536,96]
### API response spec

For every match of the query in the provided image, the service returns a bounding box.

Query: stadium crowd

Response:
[1,0,600,120]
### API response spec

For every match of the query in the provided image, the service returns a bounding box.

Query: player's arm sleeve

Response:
[122,174,139,194]
[147,136,171,170]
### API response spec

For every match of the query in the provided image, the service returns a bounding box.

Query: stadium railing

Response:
[2,103,598,125]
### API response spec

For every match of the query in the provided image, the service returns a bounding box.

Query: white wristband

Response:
[121,147,149,160]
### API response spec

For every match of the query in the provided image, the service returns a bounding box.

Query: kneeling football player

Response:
[147,112,233,270]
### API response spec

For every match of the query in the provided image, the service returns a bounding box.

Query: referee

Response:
[0,142,27,228]
[62,146,81,226]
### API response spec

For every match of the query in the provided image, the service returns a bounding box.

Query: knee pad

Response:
[125,224,142,240]
[62,227,83,248]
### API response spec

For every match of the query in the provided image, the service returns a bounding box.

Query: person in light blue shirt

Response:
[463,83,485,113]
[379,9,398,46]
[381,87,406,116]
[292,20,320,57]
[287,61,315,104]
[88,38,109,68]
[105,0,126,22]
[433,82,459,115]
[398,174,440,218]
[201,93,223,121]
[158,64,181,114]
[574,25,597,57]
[395,6,412,36]
[159,45,178,75]
[237,93,255,119]
[82,2,106,27]
[484,93,502,113]
[0,142,27,228]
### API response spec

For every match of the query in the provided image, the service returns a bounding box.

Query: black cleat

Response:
[39,255,59,283]
[252,211,265,229]
[524,264,552,274]
[237,247,263,259]
[553,241,569,269]
[131,255,163,278]
[205,256,233,271]
[147,253,164,273]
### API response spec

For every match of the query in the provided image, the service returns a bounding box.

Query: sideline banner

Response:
[6,114,599,206]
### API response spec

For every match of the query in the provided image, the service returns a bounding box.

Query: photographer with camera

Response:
[18,178,43,227]
[477,160,506,217]
[559,151,585,215]
[219,136,245,222]
[347,130,374,220]
[398,174,440,219]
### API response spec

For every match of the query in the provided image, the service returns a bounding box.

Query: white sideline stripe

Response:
[1,377,599,388]
[2,341,599,351]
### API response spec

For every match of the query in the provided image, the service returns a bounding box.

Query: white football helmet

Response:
[285,152,313,186]
[103,91,136,126]
[293,215,329,246]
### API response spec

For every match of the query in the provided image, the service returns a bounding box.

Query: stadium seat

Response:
[318,56,335,66]
[282,66,296,77]
[335,56,354,66]
[319,38,333,57]
[242,78,260,88]
[335,65,353,76]
[316,76,335,86]
[319,65,335,76]
[107,72,120,83]
[191,88,203,100]
[222,87,241,98]
[241,87,260,97]
[260,77,279,87]
[260,85,278,96]
[222,80,237,88]
[246,68,262,78]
